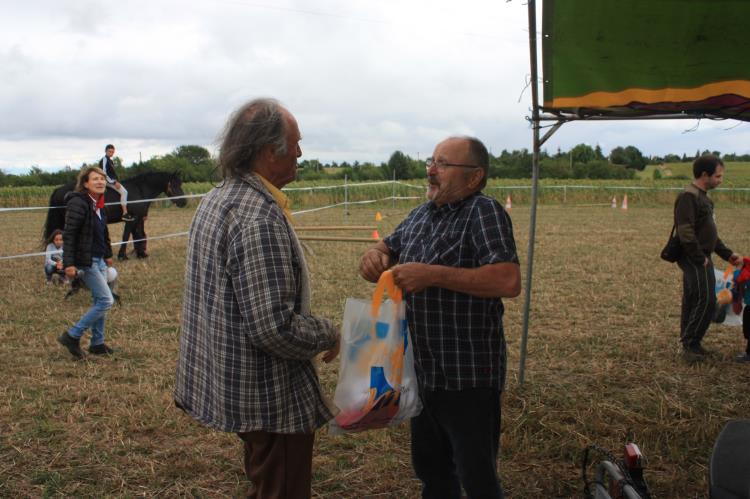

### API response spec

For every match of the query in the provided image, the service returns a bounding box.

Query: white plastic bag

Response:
[715,267,743,326]
[330,270,421,434]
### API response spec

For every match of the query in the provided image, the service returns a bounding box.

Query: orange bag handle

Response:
[371,270,403,318]
[724,266,735,282]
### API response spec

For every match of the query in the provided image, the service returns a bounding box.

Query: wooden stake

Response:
[297,235,377,242]
[295,226,377,231]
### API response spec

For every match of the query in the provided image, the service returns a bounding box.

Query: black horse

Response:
[43,171,187,258]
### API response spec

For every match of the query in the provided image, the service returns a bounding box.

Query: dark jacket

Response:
[99,156,118,182]
[63,192,113,269]
[674,184,733,265]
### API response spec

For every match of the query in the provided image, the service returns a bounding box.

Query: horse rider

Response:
[99,144,135,222]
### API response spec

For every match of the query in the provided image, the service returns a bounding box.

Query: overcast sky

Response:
[3,0,750,173]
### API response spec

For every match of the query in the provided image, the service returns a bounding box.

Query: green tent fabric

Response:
[542,0,750,121]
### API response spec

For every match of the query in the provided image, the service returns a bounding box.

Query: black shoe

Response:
[58,332,84,360]
[735,353,750,363]
[693,344,714,355]
[117,254,129,261]
[683,344,712,357]
[713,304,729,323]
[88,344,115,355]
[122,213,135,222]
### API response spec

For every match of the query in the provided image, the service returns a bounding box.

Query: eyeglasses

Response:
[425,157,480,171]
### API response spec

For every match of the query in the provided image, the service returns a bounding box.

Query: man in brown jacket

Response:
[674,154,742,358]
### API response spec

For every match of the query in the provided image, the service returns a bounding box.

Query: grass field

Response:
[1,191,750,497]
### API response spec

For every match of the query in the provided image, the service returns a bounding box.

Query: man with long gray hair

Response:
[175,98,340,498]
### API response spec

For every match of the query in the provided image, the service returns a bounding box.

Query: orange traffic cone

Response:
[611,196,617,208]
[505,195,512,211]
[621,194,628,211]
[372,230,380,240]
[375,212,382,221]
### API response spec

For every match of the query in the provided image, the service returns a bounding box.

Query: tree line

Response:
[0,145,216,187]
[2,144,749,187]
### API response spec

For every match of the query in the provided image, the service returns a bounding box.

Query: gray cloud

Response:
[1,0,748,172]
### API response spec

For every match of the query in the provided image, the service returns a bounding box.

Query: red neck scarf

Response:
[89,193,105,210]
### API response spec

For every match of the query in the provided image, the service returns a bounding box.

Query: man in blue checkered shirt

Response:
[360,136,521,499]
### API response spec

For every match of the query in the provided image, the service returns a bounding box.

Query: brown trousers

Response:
[236,431,315,499]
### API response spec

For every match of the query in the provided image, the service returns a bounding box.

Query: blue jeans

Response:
[411,388,504,499]
[68,257,114,346]
[45,263,60,279]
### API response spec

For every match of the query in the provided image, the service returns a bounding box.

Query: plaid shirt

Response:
[384,192,519,391]
[175,174,338,434]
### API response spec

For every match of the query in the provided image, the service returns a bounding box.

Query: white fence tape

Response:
[283,180,399,191]
[291,195,419,215]
[0,193,205,212]
[395,181,424,189]
[0,180,426,213]
[0,194,421,261]
[4,180,750,214]
[0,232,190,261]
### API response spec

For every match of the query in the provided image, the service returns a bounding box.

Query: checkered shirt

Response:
[175,175,338,434]
[384,192,519,391]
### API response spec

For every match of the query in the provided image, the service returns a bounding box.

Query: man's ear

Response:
[259,144,276,164]
[469,168,485,189]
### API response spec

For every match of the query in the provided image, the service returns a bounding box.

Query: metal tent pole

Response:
[518,1,566,385]
[518,0,541,386]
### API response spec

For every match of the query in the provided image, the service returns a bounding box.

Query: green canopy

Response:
[542,0,750,121]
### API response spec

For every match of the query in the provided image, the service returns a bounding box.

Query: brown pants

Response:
[237,431,315,499]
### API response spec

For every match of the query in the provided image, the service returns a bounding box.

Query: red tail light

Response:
[624,442,643,469]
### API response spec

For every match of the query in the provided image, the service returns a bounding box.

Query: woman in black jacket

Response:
[57,166,116,359]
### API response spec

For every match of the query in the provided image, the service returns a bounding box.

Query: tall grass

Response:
[0,186,59,208]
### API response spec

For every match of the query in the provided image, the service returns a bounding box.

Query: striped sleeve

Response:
[227,219,337,359]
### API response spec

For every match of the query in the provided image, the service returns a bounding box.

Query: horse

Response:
[43,171,188,259]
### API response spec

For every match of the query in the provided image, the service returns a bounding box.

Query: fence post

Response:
[392,171,396,208]
[344,174,349,219]
[563,185,567,204]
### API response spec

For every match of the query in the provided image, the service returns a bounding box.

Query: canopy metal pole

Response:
[518,0,541,386]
